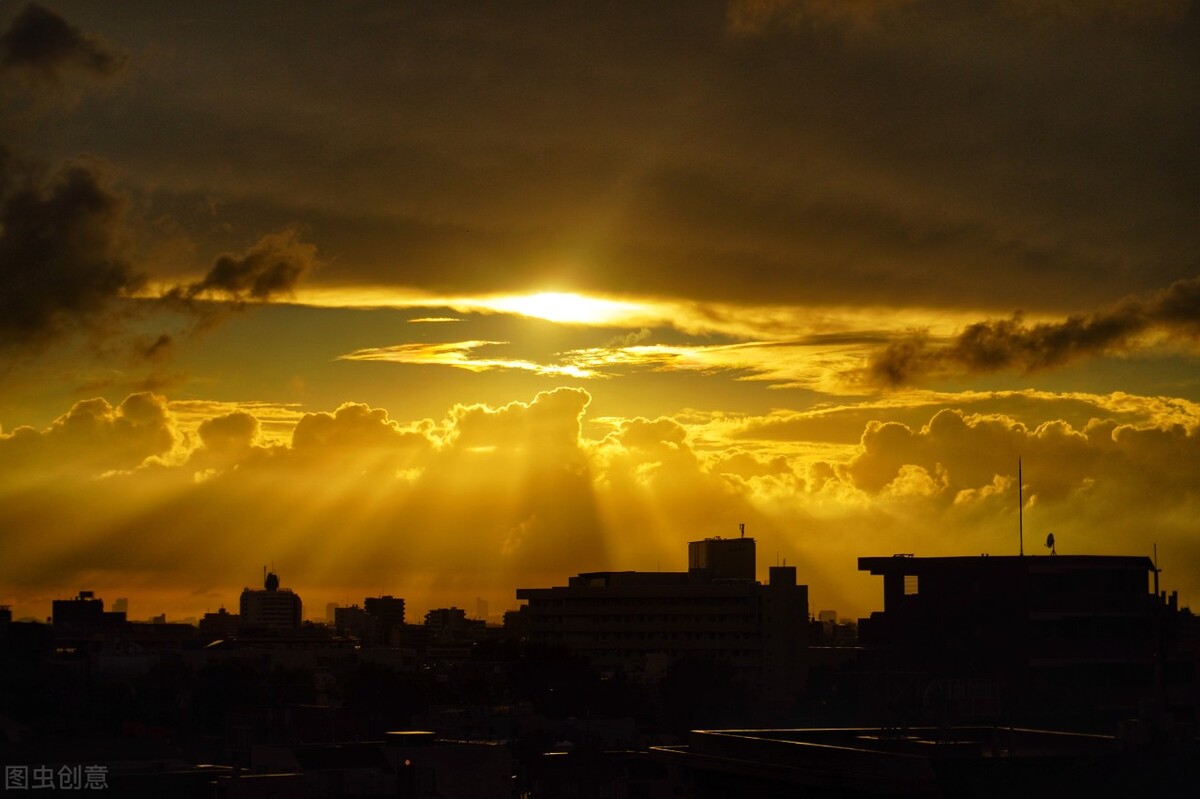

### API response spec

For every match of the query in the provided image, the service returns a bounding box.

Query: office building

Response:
[516,537,809,703]
[240,570,302,630]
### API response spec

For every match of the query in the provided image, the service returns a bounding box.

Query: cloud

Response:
[0,3,126,83]
[726,0,918,35]
[0,157,143,349]
[289,401,430,466]
[2,388,1199,621]
[0,392,176,481]
[726,0,1188,36]
[339,340,598,378]
[19,1,1190,317]
[174,226,317,303]
[187,411,261,470]
[0,152,316,360]
[865,276,1200,386]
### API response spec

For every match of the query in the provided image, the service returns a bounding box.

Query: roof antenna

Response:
[1153,543,1161,598]
[739,523,745,538]
[1018,457,1024,557]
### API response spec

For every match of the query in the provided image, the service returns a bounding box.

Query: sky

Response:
[1,0,1198,623]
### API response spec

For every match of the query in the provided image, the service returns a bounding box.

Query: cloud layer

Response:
[6,1,1195,312]
[2,388,1196,621]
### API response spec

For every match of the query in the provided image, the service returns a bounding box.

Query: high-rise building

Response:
[364,595,406,645]
[239,570,302,630]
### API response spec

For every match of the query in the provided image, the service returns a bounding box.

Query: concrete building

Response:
[516,537,809,704]
[857,554,1197,729]
[239,570,302,631]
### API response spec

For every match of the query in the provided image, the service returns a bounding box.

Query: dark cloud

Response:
[139,333,173,362]
[0,3,126,82]
[54,0,1193,312]
[865,276,1200,387]
[0,157,143,348]
[171,227,317,303]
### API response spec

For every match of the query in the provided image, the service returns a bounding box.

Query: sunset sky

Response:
[1,1,1198,623]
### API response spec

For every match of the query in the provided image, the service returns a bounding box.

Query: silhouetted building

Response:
[335,604,376,642]
[240,570,302,631]
[688,534,756,581]
[516,537,809,704]
[364,595,405,644]
[51,590,126,631]
[199,607,240,640]
[424,607,485,641]
[857,554,1196,729]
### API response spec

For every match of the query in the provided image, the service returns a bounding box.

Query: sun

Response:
[479,292,643,325]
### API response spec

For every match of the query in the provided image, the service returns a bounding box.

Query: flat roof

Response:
[858,554,1155,575]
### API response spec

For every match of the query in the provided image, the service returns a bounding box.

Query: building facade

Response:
[239,571,302,630]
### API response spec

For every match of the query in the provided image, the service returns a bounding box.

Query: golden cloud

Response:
[2,388,1197,622]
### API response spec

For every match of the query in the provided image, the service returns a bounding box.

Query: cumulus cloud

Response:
[865,276,1200,387]
[0,392,176,480]
[187,411,261,469]
[0,3,126,83]
[2,388,1198,623]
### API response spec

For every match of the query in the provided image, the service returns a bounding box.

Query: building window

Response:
[904,575,919,596]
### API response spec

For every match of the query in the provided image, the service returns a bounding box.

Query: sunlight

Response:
[477,292,644,325]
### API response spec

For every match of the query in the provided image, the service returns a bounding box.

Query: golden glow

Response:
[339,340,598,378]
[473,292,644,325]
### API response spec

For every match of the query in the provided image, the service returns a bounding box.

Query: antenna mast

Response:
[1018,457,1024,557]
[1153,543,1161,598]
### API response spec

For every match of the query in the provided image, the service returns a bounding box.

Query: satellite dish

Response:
[1045,532,1056,555]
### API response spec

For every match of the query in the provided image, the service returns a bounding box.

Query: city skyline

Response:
[2,2,1199,624]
